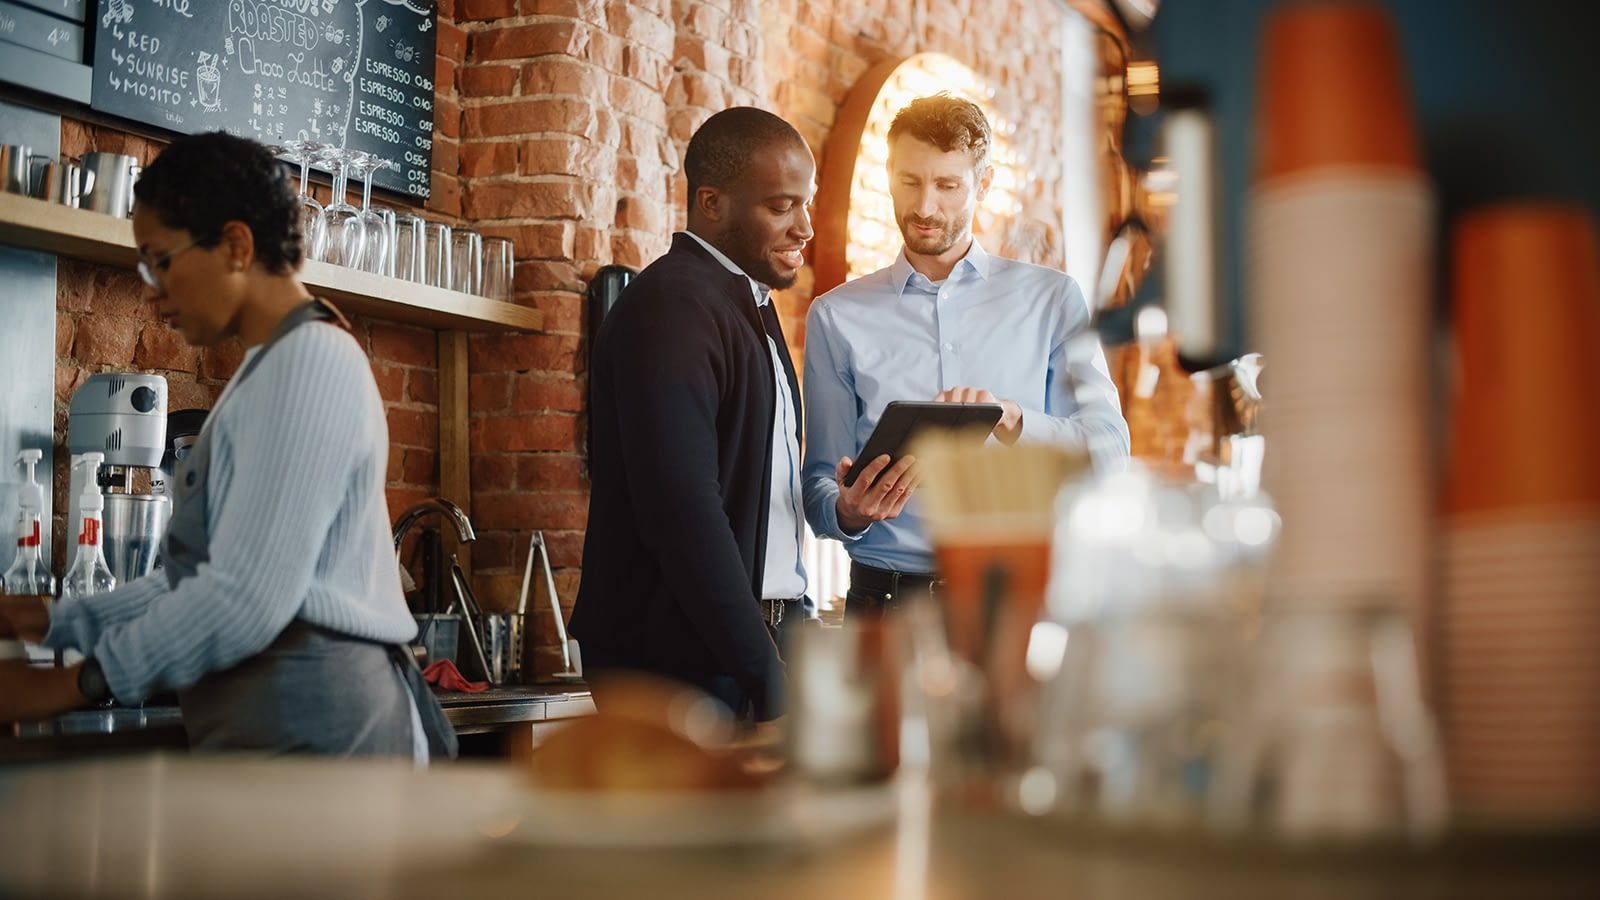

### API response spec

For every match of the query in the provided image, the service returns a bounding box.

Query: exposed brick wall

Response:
[450,0,1076,676]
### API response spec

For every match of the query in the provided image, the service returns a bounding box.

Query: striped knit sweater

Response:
[45,322,415,705]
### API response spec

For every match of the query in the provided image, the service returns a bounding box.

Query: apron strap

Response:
[386,644,460,760]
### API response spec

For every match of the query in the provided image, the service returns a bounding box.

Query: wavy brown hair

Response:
[887,93,992,170]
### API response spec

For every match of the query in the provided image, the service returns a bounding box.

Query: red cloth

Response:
[422,659,487,693]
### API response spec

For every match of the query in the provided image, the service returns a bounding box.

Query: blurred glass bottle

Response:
[2,449,56,663]
[1030,468,1277,825]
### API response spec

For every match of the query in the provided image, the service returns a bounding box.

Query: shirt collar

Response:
[891,238,992,296]
[680,230,771,307]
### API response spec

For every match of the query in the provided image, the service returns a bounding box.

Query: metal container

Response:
[101,493,170,584]
[125,163,141,218]
[0,143,32,195]
[412,613,460,667]
[31,157,93,207]
[478,613,524,685]
[1186,353,1265,499]
[79,152,138,218]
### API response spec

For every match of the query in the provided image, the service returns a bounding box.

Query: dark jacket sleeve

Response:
[606,289,783,718]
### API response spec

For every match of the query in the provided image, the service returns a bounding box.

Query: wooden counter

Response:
[0,757,1594,899]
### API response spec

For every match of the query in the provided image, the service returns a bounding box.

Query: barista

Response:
[0,132,454,761]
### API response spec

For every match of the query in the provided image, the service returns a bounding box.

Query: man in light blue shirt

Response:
[802,94,1130,614]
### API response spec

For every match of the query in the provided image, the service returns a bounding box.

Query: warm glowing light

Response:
[1126,60,1161,115]
[1142,156,1179,209]
[844,54,1025,279]
[1126,60,1161,97]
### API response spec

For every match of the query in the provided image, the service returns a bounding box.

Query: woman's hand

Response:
[0,596,51,644]
[0,662,86,725]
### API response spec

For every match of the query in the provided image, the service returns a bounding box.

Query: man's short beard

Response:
[900,215,964,257]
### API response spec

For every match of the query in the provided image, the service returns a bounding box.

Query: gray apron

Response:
[164,299,457,759]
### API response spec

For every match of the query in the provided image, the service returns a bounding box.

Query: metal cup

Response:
[32,158,95,208]
[1,144,34,195]
[125,164,142,218]
[79,152,139,218]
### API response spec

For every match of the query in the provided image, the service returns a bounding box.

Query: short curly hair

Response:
[684,107,806,199]
[887,94,992,170]
[133,131,303,274]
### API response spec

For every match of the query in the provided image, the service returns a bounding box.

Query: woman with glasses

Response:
[0,132,454,762]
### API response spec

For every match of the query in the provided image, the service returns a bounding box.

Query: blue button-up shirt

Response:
[801,240,1130,573]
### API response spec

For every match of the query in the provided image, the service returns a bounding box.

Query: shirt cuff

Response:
[824,498,872,542]
[92,634,152,707]
[42,598,92,653]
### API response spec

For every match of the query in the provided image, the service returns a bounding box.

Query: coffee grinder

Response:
[67,374,170,584]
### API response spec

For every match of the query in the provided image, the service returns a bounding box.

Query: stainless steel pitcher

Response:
[79,152,138,218]
[1,144,33,195]
[31,157,95,208]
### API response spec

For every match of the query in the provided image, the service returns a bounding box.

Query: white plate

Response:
[497,780,902,849]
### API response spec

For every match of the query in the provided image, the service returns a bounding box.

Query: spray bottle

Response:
[61,453,116,601]
[1,449,56,663]
[58,453,117,666]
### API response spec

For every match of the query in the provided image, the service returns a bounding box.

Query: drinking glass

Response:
[1211,601,1449,842]
[348,152,394,275]
[316,147,367,269]
[394,213,427,282]
[423,221,453,289]
[450,228,483,296]
[274,140,327,262]
[375,206,398,278]
[482,237,515,301]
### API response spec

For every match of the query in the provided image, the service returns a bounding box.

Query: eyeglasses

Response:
[136,236,213,292]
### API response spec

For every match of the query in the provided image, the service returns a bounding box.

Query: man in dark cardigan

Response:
[571,108,912,721]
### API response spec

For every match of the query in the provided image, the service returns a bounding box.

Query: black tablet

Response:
[842,401,1004,487]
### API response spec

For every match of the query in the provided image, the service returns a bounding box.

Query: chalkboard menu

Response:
[89,0,437,200]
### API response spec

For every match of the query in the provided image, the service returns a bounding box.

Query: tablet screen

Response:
[842,401,1004,487]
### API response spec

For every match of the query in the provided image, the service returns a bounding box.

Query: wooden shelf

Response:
[0,192,542,333]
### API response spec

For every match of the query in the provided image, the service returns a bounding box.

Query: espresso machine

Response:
[67,374,170,584]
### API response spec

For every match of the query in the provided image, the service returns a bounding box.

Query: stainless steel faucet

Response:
[391,498,492,681]
[392,497,476,550]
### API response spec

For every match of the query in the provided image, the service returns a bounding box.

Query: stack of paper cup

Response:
[1243,3,1444,838]
[1441,205,1600,825]
[1250,3,1432,614]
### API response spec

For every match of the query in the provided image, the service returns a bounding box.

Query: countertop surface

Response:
[2,684,594,758]
[1,756,1596,900]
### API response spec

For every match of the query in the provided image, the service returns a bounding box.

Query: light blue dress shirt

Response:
[802,240,1130,574]
[681,231,808,600]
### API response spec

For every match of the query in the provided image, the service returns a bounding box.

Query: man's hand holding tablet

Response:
[832,396,1006,533]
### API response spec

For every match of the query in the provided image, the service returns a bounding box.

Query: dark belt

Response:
[848,561,945,615]
[757,596,810,628]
